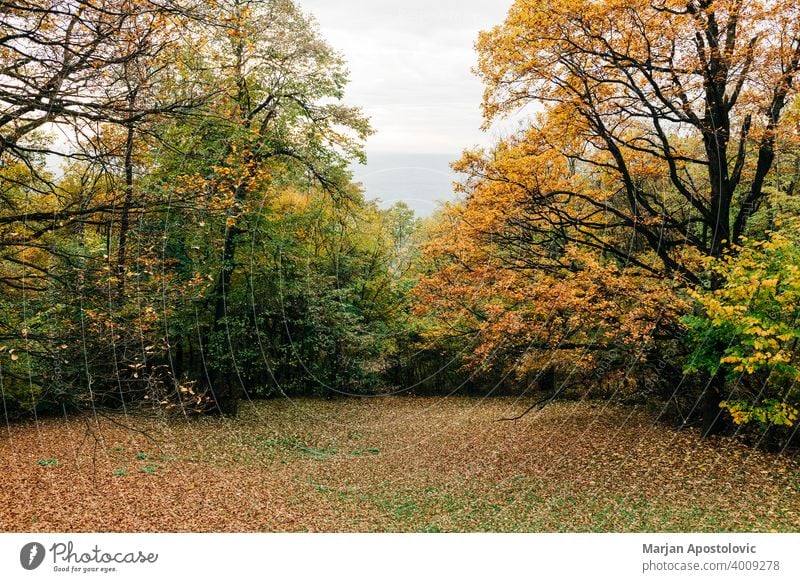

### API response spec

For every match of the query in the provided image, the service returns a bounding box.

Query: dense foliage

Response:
[3,0,800,449]
[412,0,800,443]
[0,0,418,416]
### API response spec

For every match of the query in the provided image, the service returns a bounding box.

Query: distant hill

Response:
[351,152,463,217]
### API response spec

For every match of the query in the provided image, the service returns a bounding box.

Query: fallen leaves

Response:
[0,398,797,532]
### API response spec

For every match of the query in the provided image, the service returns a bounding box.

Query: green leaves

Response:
[685,215,800,429]
[0,0,388,414]
[720,399,800,429]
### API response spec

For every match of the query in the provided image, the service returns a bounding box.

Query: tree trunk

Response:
[209,184,245,415]
[117,88,137,300]
[211,375,240,416]
[701,366,726,438]
[539,365,555,394]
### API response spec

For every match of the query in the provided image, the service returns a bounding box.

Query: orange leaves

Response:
[475,0,800,248]
[416,188,684,380]
[418,0,800,398]
[415,118,690,388]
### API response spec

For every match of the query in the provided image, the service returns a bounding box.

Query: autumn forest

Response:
[2,0,800,533]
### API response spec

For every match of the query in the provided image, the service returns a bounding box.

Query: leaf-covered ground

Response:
[1,397,798,532]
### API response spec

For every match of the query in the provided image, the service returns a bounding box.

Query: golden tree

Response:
[417,0,800,429]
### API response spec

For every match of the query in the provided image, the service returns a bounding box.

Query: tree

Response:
[159,0,371,412]
[418,0,800,429]
[414,191,689,401]
[0,0,202,291]
[0,0,387,417]
[0,0,216,415]
[476,0,800,271]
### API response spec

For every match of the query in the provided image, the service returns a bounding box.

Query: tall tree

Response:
[160,0,371,412]
[0,0,199,290]
[0,0,378,416]
[475,0,800,279]
[431,0,800,430]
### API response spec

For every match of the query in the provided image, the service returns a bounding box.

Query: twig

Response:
[96,410,161,446]
[497,387,565,422]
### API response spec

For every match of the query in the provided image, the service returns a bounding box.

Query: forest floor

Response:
[1,397,798,532]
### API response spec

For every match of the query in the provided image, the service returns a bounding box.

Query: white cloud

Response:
[297,0,514,154]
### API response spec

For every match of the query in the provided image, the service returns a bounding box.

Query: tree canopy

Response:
[414,0,800,441]
[0,0,418,416]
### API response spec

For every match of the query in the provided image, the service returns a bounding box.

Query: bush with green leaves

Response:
[683,210,800,435]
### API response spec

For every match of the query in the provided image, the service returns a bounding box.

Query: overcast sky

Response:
[297,0,514,155]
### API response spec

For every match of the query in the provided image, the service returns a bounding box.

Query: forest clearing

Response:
[3,0,800,555]
[2,398,798,533]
